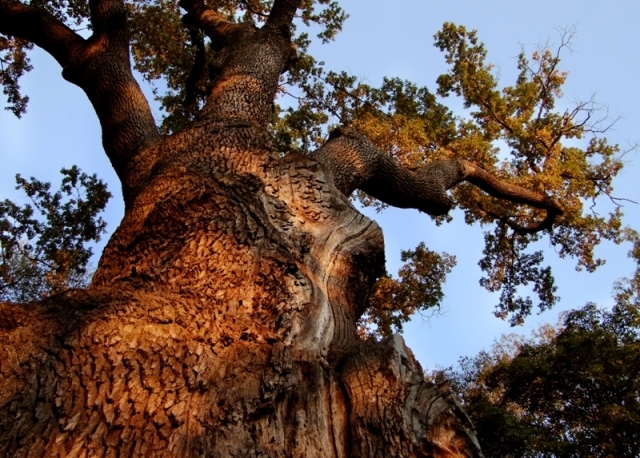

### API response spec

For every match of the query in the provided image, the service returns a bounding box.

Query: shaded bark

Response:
[0,1,568,455]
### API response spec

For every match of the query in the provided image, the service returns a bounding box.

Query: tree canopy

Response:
[0,0,630,332]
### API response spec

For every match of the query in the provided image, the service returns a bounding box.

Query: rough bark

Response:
[0,1,563,455]
[0,128,483,456]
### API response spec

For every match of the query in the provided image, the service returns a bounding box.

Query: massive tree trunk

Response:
[0,116,483,458]
[0,1,565,455]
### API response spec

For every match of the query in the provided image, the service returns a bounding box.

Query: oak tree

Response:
[0,0,626,456]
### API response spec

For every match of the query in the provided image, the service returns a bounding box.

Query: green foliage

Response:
[432,249,640,457]
[2,1,629,326]
[129,0,196,133]
[281,23,627,325]
[0,166,111,303]
[281,62,458,157]
[433,24,625,322]
[613,229,640,309]
[359,243,456,338]
[479,228,556,326]
[0,36,32,117]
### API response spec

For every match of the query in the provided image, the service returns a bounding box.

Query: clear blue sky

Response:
[1,0,639,370]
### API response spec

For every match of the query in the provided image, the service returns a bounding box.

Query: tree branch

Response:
[312,127,463,215]
[476,200,560,235]
[55,0,160,200]
[459,160,562,212]
[179,0,242,46]
[88,0,127,41]
[240,0,270,19]
[266,0,301,30]
[0,0,85,67]
[1,0,160,203]
[312,127,564,230]
[183,0,298,127]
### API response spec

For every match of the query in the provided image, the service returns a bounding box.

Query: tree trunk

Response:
[0,2,491,455]
[0,118,483,457]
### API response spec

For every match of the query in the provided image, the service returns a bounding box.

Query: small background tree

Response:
[431,233,640,457]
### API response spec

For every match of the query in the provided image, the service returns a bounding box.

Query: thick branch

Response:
[187,7,297,127]
[89,0,126,41]
[177,0,299,129]
[1,0,160,202]
[459,160,562,212]
[312,127,462,215]
[266,0,301,30]
[0,0,85,67]
[312,127,564,230]
[58,0,159,201]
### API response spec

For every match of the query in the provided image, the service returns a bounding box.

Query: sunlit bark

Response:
[0,1,532,456]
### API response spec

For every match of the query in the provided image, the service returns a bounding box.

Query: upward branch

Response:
[179,0,243,46]
[0,0,159,204]
[266,0,301,30]
[458,160,564,234]
[179,0,299,127]
[68,0,159,196]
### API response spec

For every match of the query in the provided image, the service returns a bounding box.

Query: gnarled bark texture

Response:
[0,0,562,455]
[0,125,483,457]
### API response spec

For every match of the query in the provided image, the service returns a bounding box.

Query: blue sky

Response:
[1,0,639,370]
